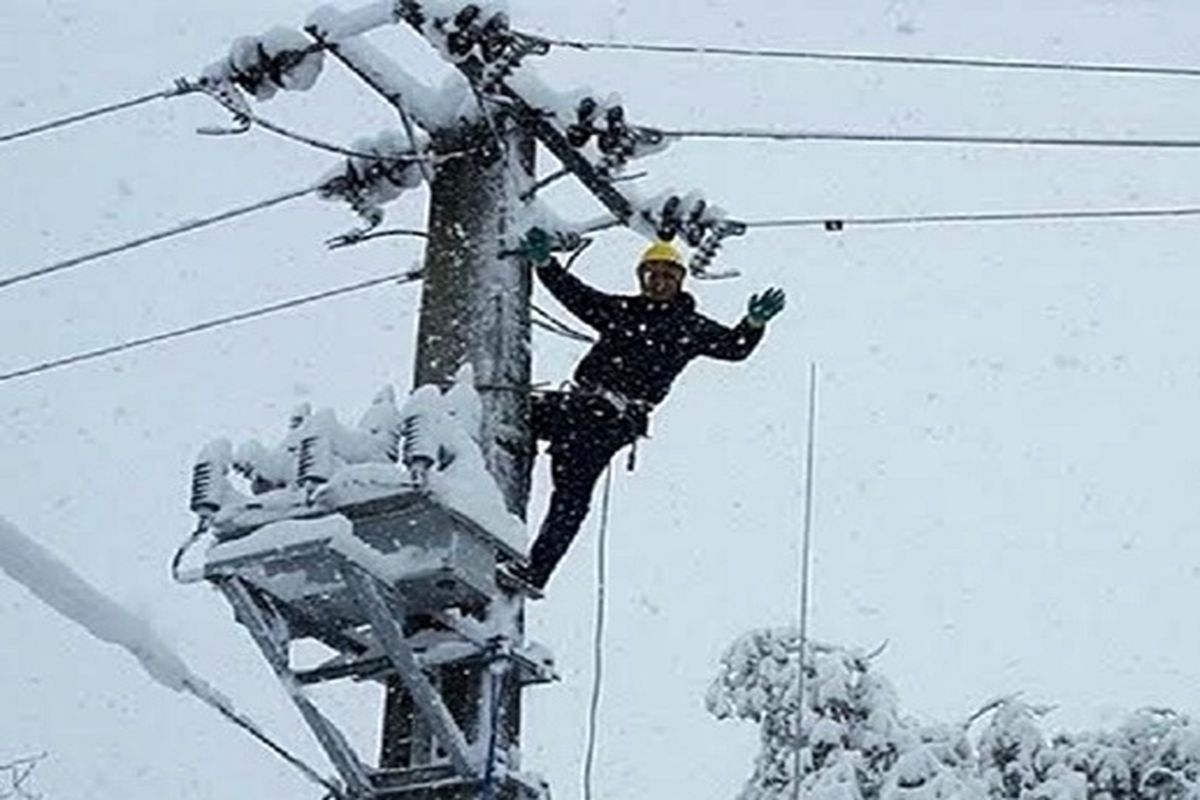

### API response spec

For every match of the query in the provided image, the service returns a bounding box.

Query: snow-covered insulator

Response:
[689,220,747,279]
[356,385,404,462]
[445,4,484,57]
[566,96,600,148]
[399,386,445,486]
[656,195,683,241]
[297,431,334,486]
[682,199,709,247]
[596,105,627,154]
[478,32,549,94]
[210,29,325,102]
[191,439,233,517]
[479,12,511,63]
[289,403,311,430]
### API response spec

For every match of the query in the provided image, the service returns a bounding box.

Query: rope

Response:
[540,36,1200,80]
[0,271,421,384]
[583,463,615,800]
[662,127,1200,149]
[743,204,1200,231]
[0,185,318,292]
[184,678,345,798]
[531,303,596,343]
[792,363,819,800]
[0,84,196,146]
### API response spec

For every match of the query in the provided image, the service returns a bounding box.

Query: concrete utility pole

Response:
[382,116,536,792]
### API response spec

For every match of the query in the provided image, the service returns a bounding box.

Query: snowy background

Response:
[2,1,1199,798]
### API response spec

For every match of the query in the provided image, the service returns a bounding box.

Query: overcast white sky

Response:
[3,1,1200,799]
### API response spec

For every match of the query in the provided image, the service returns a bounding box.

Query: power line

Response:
[197,84,450,165]
[0,83,196,146]
[0,185,318,292]
[541,36,1200,80]
[663,127,1200,149]
[0,271,420,384]
[742,204,1200,231]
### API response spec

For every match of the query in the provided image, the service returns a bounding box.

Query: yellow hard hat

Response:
[638,240,684,269]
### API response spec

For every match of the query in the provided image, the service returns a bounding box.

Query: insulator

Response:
[454,4,482,29]
[297,434,333,485]
[566,124,592,148]
[683,200,709,247]
[190,461,221,515]
[657,195,682,241]
[446,4,482,56]
[577,96,599,123]
[597,128,622,154]
[605,105,625,127]
[384,426,402,462]
[480,13,510,62]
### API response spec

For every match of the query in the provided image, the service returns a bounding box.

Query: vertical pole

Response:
[793,362,819,800]
[381,116,535,797]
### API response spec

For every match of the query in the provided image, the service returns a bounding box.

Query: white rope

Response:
[583,463,615,800]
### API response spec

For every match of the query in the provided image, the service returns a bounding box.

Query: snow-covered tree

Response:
[706,631,981,800]
[709,631,1200,800]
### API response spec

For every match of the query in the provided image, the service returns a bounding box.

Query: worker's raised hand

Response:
[747,287,786,327]
[518,226,554,266]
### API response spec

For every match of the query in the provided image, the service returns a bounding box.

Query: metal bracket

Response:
[218,576,374,797]
[340,559,481,778]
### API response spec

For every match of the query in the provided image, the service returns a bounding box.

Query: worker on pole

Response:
[513,227,786,590]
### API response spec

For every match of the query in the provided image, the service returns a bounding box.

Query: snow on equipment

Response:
[179,368,554,799]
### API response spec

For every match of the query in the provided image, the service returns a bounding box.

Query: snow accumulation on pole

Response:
[0,515,213,698]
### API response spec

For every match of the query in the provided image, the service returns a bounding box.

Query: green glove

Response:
[519,226,553,265]
[747,287,786,327]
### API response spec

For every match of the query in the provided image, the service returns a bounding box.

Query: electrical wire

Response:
[662,127,1200,149]
[742,204,1200,231]
[0,185,318,292]
[0,271,421,384]
[0,83,197,146]
[539,35,1200,80]
[198,85,446,164]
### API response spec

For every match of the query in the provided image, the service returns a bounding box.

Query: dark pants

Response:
[523,391,644,589]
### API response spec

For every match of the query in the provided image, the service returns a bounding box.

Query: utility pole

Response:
[382,119,537,794]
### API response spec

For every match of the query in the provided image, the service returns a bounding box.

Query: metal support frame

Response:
[219,576,375,797]
[341,559,480,777]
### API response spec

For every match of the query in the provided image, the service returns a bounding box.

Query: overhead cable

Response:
[742,205,1200,231]
[0,82,197,146]
[662,127,1200,149]
[541,36,1200,80]
[0,185,318,292]
[0,272,420,384]
[198,85,447,163]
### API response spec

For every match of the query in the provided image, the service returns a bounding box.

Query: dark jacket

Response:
[536,259,764,407]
